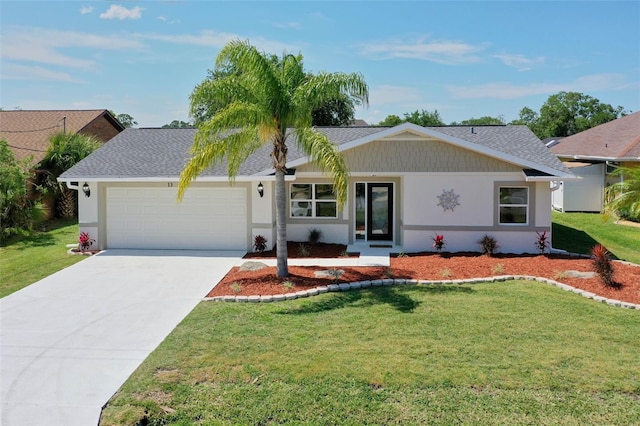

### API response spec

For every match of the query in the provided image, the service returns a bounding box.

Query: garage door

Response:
[106,187,247,250]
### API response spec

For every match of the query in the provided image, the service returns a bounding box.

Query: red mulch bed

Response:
[209,245,640,305]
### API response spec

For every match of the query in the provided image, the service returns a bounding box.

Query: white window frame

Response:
[290,183,337,219]
[498,186,529,226]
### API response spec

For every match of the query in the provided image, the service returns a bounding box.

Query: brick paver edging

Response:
[204,275,640,310]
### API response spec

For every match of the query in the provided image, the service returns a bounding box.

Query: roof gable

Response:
[550,111,640,161]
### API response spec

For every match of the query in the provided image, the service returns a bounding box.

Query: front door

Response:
[367,183,393,241]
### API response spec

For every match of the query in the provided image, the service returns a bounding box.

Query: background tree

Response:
[0,140,41,242]
[39,132,100,218]
[511,92,627,139]
[451,115,505,126]
[378,109,444,126]
[179,40,368,277]
[604,167,640,222]
[109,111,137,128]
[190,57,359,127]
[162,120,193,128]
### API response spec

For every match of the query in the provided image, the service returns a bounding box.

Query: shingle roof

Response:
[549,111,640,160]
[60,124,571,180]
[0,109,124,164]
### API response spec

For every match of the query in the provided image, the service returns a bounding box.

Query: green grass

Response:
[101,283,640,425]
[552,211,640,264]
[0,219,85,298]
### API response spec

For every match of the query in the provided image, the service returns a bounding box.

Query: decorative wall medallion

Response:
[437,189,460,212]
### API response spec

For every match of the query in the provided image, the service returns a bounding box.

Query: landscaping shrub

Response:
[432,233,446,254]
[477,234,499,256]
[253,235,268,253]
[308,228,322,245]
[591,244,618,288]
[535,231,549,254]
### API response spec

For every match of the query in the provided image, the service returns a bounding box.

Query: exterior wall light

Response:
[82,182,91,198]
[257,182,264,198]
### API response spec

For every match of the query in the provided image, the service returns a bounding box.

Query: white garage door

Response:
[106,186,247,250]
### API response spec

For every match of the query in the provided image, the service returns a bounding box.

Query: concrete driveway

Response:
[1,249,243,426]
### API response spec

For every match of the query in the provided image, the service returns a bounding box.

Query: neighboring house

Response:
[59,123,574,254]
[0,109,125,165]
[549,111,640,212]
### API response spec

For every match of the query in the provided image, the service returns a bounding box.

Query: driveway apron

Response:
[1,249,243,426]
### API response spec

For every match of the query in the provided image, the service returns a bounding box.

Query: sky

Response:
[1,0,639,128]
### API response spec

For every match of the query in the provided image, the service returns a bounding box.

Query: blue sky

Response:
[2,1,639,127]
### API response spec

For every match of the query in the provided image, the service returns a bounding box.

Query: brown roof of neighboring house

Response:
[0,109,125,165]
[550,111,640,161]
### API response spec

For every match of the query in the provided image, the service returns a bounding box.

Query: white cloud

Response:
[143,31,297,54]
[274,22,302,30]
[494,53,545,71]
[1,26,143,69]
[370,85,423,105]
[448,73,633,100]
[1,63,81,83]
[100,5,143,20]
[80,6,94,15]
[360,36,484,64]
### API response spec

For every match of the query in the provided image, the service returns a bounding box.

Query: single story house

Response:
[59,123,574,254]
[549,111,640,212]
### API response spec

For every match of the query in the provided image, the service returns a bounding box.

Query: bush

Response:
[307,228,322,245]
[253,235,268,253]
[477,234,499,256]
[535,231,549,254]
[0,140,41,243]
[432,233,446,254]
[591,244,618,288]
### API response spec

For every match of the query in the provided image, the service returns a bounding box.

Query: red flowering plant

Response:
[432,233,446,254]
[78,232,95,252]
[535,231,549,254]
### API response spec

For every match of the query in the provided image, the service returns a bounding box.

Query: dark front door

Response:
[367,183,393,241]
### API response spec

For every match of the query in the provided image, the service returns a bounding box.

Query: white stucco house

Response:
[550,111,640,212]
[59,123,574,254]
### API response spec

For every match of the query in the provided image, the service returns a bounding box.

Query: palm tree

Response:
[178,40,368,277]
[604,166,640,222]
[40,132,100,218]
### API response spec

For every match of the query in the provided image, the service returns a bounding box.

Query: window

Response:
[290,184,337,218]
[499,187,528,225]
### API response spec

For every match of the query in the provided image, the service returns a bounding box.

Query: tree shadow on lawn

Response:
[276,285,474,315]
[552,222,618,259]
[1,219,77,249]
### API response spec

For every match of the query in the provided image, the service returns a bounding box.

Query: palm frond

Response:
[294,127,349,208]
[294,72,369,113]
[604,166,640,218]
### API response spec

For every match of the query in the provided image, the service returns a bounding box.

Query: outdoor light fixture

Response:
[82,182,91,198]
[257,182,264,198]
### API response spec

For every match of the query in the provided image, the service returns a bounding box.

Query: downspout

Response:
[550,181,561,192]
[65,181,79,191]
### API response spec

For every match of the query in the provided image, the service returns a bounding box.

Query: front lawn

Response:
[101,282,640,425]
[552,211,640,264]
[0,219,84,298]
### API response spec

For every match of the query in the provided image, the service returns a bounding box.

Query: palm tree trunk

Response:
[275,168,289,277]
[57,185,76,218]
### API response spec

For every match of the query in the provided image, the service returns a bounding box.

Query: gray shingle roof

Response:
[60,125,570,180]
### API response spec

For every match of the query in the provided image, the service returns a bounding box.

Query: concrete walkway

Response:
[1,250,244,426]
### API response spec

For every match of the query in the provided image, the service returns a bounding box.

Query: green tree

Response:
[0,140,40,242]
[451,116,505,126]
[378,109,444,126]
[191,56,359,127]
[109,111,137,128]
[39,132,100,218]
[604,166,640,222]
[162,120,192,128]
[378,114,403,126]
[178,40,368,277]
[513,92,627,139]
